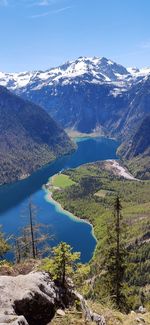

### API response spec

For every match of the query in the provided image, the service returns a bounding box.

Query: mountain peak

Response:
[0,56,150,91]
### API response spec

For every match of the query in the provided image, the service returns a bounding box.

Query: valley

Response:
[0,56,149,321]
[0,56,150,141]
[1,134,149,309]
[1,56,149,181]
[0,137,118,263]
[1,1,150,323]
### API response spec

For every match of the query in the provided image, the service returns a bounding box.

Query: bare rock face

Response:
[0,272,59,325]
[0,315,28,324]
[74,291,106,325]
[0,271,106,325]
[138,306,147,314]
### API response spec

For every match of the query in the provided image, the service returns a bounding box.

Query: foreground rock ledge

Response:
[0,272,59,325]
[0,271,106,325]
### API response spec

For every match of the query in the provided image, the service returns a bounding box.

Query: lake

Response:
[0,137,119,263]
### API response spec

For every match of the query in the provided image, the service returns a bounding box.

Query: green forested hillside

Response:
[0,86,75,185]
[48,161,150,309]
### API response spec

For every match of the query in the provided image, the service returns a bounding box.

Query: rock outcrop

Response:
[0,271,106,325]
[0,315,28,325]
[74,291,106,325]
[0,272,59,325]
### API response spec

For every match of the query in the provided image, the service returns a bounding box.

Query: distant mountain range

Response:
[0,56,150,140]
[0,86,74,185]
[0,56,150,179]
[1,56,150,90]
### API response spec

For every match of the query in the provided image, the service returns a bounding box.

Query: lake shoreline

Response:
[44,188,98,247]
[44,158,137,261]
[0,147,76,188]
[0,136,119,262]
[66,128,116,141]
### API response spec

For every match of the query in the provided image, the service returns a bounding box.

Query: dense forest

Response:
[0,86,75,185]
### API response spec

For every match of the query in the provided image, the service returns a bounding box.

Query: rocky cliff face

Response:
[117,116,150,179]
[119,75,150,140]
[120,115,150,159]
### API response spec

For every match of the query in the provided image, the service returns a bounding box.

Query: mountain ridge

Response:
[0,56,150,91]
[0,56,150,179]
[1,56,149,139]
[0,86,74,185]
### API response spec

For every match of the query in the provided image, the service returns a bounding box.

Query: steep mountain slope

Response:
[0,86,74,185]
[119,75,150,139]
[118,116,150,179]
[121,116,150,159]
[21,82,128,135]
[0,56,149,140]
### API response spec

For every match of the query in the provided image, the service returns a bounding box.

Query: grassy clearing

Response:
[94,189,114,198]
[52,174,76,189]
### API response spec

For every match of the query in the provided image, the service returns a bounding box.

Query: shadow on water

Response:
[0,137,119,214]
[0,155,71,214]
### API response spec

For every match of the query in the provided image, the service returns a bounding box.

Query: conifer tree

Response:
[104,196,127,310]
[0,226,10,259]
[14,198,51,262]
[42,242,80,287]
[29,198,36,259]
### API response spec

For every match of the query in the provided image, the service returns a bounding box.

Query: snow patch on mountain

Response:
[127,66,150,77]
[0,57,150,95]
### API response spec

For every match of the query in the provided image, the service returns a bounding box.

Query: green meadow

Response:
[51,173,76,189]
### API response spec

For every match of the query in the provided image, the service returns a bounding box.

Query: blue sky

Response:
[0,0,150,72]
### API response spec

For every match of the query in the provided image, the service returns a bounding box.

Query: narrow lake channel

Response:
[0,137,119,263]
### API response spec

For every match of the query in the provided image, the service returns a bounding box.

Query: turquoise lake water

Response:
[0,137,119,263]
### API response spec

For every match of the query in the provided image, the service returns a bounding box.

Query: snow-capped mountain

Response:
[127,66,150,78]
[1,56,149,92]
[0,56,150,139]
